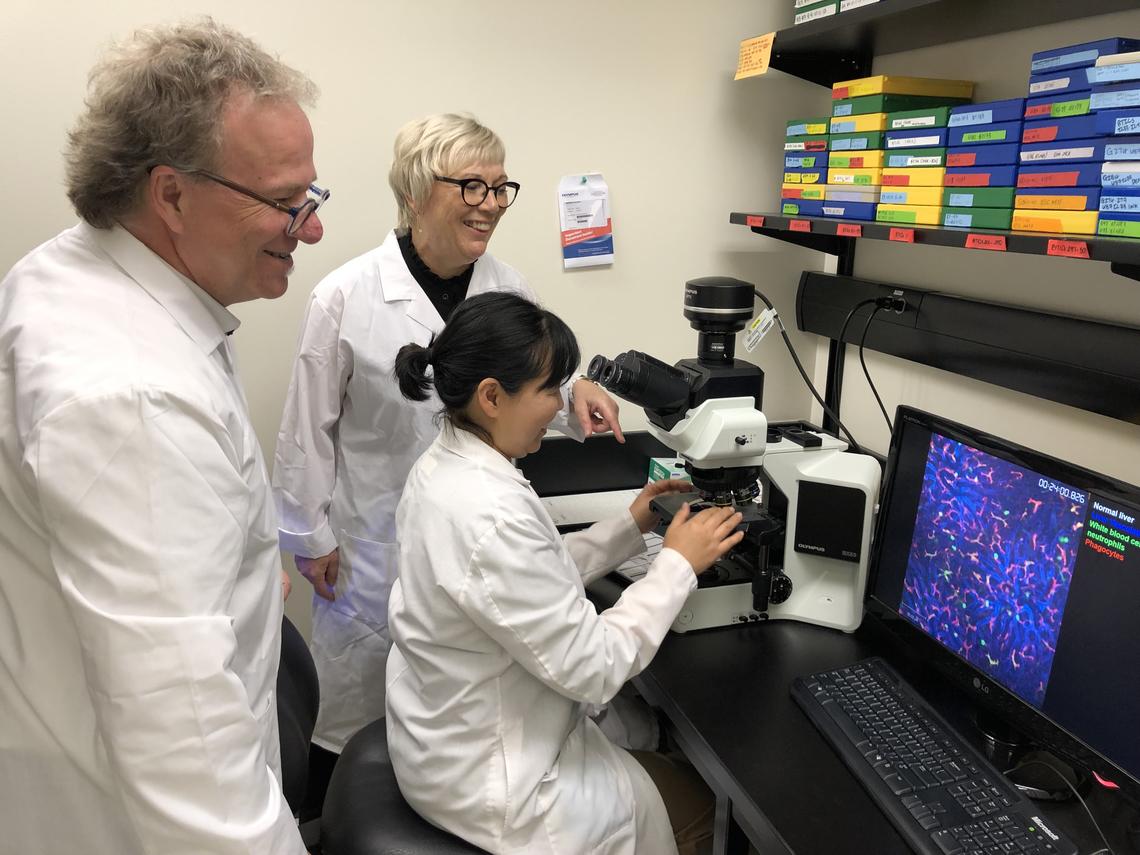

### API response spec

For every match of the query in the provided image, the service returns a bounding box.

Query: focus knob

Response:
[769,573,793,605]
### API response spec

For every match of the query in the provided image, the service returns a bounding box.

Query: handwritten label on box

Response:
[1046,238,1090,258]
[889,228,915,243]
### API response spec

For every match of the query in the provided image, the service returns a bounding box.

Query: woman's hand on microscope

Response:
[663,502,745,577]
[629,478,695,533]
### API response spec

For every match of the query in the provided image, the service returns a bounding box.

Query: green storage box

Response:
[941,187,1017,208]
[941,207,1014,229]
[829,131,884,152]
[832,94,972,118]
[885,147,947,168]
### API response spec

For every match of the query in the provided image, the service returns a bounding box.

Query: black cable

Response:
[1004,759,1115,855]
[752,287,864,454]
[858,305,893,434]
[833,298,879,412]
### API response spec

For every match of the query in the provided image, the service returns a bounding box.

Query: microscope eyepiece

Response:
[587,350,691,416]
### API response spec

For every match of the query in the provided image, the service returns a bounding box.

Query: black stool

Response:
[319,717,488,855]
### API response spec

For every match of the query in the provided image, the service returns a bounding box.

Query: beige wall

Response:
[2,1,829,635]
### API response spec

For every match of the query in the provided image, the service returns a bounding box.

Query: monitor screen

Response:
[868,406,1140,800]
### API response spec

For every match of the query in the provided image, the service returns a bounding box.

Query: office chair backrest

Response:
[277,614,320,814]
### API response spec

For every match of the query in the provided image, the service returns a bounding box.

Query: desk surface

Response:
[590,577,1137,855]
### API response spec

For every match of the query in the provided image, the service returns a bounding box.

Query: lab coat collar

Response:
[91,222,239,355]
[436,422,531,486]
[374,229,441,336]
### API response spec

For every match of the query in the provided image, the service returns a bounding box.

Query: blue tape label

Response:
[831,121,856,133]
[1101,195,1140,212]
[1032,49,1098,72]
[834,104,853,117]
[1114,116,1140,134]
[948,193,974,206]
[1102,171,1140,187]
[880,191,907,203]
[944,213,973,227]
[1091,90,1140,110]
[1105,143,1140,160]
[1087,62,1140,84]
[949,109,993,127]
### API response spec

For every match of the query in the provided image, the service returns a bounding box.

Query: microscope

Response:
[588,277,881,634]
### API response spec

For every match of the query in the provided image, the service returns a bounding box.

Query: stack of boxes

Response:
[823,75,976,228]
[941,98,1025,230]
[782,116,829,217]
[792,0,880,27]
[1009,39,1140,236]
[1091,51,1140,238]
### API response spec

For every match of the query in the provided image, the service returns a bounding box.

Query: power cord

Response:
[858,304,894,434]
[752,287,864,453]
[1004,759,1116,855]
[832,298,879,412]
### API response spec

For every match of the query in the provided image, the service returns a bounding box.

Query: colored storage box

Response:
[1020,138,1108,165]
[784,135,829,152]
[1099,188,1140,213]
[832,75,975,100]
[1015,188,1101,211]
[785,154,824,169]
[1018,163,1102,188]
[1031,39,1140,74]
[781,183,826,200]
[1090,81,1140,111]
[942,208,1014,229]
[783,167,828,184]
[880,186,944,206]
[1024,94,1092,119]
[946,143,1020,167]
[1101,162,1140,187]
[794,1,838,25]
[829,168,882,186]
[1086,61,1140,86]
[886,148,947,168]
[830,131,885,151]
[1028,71,1091,99]
[942,187,1017,208]
[830,112,888,134]
[1098,215,1140,237]
[1021,115,1100,143]
[948,122,1022,147]
[887,106,955,130]
[876,204,943,225]
[1011,209,1099,234]
[833,93,970,118]
[945,165,1019,187]
[829,150,885,168]
[825,185,880,203]
[1095,109,1140,136]
[949,99,1026,128]
[820,200,878,220]
[1104,137,1140,161]
[882,166,946,187]
[781,199,826,216]
[886,128,949,149]
[786,117,830,137]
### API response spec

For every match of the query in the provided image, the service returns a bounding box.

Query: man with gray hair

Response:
[0,19,325,854]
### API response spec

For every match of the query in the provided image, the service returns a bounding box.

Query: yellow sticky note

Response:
[735,33,775,81]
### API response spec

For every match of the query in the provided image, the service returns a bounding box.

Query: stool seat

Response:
[320,717,488,855]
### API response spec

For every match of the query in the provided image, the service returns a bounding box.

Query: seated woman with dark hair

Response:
[386,291,743,855]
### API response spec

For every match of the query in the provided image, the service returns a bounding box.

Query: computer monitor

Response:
[867,406,1140,803]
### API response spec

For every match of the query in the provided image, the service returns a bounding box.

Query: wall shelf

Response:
[770,0,1140,87]
[730,212,1140,282]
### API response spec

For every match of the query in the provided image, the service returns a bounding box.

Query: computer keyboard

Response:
[791,658,1077,855]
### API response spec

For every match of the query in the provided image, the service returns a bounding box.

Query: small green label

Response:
[854,175,872,185]
[801,156,817,167]
[1099,219,1140,238]
[962,130,1007,142]
[831,156,851,167]
[1052,98,1091,117]
[879,210,918,224]
[782,203,800,215]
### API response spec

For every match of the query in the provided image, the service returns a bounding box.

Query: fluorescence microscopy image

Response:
[899,434,1085,707]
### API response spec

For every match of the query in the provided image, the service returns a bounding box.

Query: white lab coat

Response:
[0,223,303,854]
[386,425,697,855]
[273,229,583,750]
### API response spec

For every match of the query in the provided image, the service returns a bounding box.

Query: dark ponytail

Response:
[392,292,580,428]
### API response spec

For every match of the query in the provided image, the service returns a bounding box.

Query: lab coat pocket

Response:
[339,531,399,628]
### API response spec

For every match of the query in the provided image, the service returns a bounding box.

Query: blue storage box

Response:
[784,154,825,169]
[948,121,1022,147]
[1086,62,1140,86]
[780,199,826,217]
[949,99,1026,128]
[945,143,1020,167]
[1028,71,1092,99]
[821,200,878,220]
[1018,163,1102,187]
[1020,138,1108,165]
[1095,109,1140,136]
[945,165,1019,187]
[1101,164,1140,187]
[1100,187,1140,213]
[1031,38,1140,74]
[1015,187,1101,211]
[1024,93,1092,119]
[885,128,949,149]
[1090,82,1140,111]
[1021,115,1100,143]
[1104,137,1140,161]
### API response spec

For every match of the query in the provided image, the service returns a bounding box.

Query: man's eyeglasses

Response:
[434,176,520,208]
[183,169,329,236]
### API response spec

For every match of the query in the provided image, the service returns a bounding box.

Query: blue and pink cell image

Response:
[899,434,1084,707]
